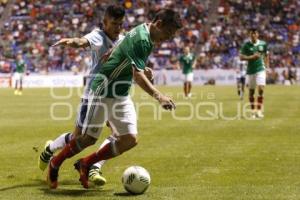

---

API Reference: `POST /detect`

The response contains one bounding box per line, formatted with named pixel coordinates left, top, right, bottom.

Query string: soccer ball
left=122, top=166, right=151, bottom=194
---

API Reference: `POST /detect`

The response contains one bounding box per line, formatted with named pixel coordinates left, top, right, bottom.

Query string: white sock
left=49, top=132, right=72, bottom=153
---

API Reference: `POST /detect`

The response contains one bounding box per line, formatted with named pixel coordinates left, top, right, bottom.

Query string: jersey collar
left=144, top=23, right=154, bottom=45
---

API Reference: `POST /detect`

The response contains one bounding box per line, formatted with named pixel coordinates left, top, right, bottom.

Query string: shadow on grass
left=41, top=187, right=114, bottom=197
left=0, top=179, right=45, bottom=192
left=114, top=192, right=143, bottom=197
left=0, top=178, right=112, bottom=197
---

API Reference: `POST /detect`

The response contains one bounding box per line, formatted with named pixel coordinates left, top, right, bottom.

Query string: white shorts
left=248, top=71, right=266, bottom=89
left=14, top=72, right=24, bottom=81
left=184, top=73, right=194, bottom=82
left=82, top=93, right=137, bottom=139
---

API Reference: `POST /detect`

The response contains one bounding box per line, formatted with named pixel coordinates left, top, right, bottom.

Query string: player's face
left=104, top=16, right=125, bottom=40
left=183, top=47, right=190, bottom=54
left=250, top=31, right=259, bottom=42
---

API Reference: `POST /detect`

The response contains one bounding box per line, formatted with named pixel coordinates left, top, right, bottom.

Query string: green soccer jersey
left=91, top=23, right=153, bottom=98
left=16, top=60, right=25, bottom=73
left=240, top=40, right=268, bottom=75
left=179, top=53, right=195, bottom=74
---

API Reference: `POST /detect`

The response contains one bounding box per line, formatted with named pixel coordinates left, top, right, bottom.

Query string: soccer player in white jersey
left=38, top=5, right=126, bottom=186
left=47, top=9, right=182, bottom=189
left=234, top=55, right=247, bottom=100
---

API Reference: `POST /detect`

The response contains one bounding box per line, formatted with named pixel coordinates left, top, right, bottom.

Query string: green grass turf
left=0, top=85, right=300, bottom=200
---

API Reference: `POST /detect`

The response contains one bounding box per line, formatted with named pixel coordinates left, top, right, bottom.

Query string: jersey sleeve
left=83, top=29, right=103, bottom=50
left=127, top=40, right=150, bottom=71
left=264, top=42, right=269, bottom=54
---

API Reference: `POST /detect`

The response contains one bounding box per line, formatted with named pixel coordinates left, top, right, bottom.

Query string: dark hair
left=153, top=9, right=182, bottom=29
left=249, top=27, right=258, bottom=33
left=105, top=5, right=125, bottom=19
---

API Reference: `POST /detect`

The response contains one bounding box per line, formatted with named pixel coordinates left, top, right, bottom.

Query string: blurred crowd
left=197, top=0, right=300, bottom=71
left=0, top=0, right=299, bottom=80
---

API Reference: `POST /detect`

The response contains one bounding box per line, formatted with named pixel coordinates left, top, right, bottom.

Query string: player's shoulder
left=88, top=28, right=105, bottom=38
left=242, top=40, right=252, bottom=46
left=130, top=23, right=151, bottom=44
left=258, top=40, right=267, bottom=45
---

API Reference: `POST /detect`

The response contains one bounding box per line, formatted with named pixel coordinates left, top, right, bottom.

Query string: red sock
left=82, top=143, right=115, bottom=167
left=51, top=138, right=82, bottom=168
left=249, top=96, right=255, bottom=110
left=257, top=96, right=263, bottom=110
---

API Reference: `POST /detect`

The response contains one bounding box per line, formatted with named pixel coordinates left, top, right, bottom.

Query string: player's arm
left=52, top=37, right=89, bottom=48
left=240, top=52, right=261, bottom=61
left=133, top=67, right=175, bottom=110
left=239, top=43, right=260, bottom=61
left=264, top=52, right=270, bottom=68
left=192, top=55, right=197, bottom=69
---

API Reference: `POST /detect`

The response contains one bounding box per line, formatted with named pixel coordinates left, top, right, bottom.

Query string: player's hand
left=158, top=95, right=176, bottom=111
left=251, top=52, right=261, bottom=60
left=52, top=38, right=75, bottom=47
left=144, top=67, right=154, bottom=81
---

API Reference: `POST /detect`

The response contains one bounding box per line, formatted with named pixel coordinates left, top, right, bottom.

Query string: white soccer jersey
left=82, top=28, right=124, bottom=98
left=234, top=56, right=247, bottom=78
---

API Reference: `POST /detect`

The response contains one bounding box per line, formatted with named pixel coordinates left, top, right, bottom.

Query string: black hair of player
left=152, top=9, right=182, bottom=29
left=105, top=5, right=125, bottom=19
left=249, top=27, right=258, bottom=33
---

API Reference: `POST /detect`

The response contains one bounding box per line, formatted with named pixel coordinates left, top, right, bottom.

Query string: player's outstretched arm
left=52, top=37, right=89, bottom=48
left=240, top=53, right=261, bottom=61
left=133, top=67, right=175, bottom=111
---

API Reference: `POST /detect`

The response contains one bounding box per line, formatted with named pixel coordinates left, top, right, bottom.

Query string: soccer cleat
left=14, top=90, right=18, bottom=95
left=47, top=162, right=59, bottom=189
left=256, top=110, right=264, bottom=118
left=250, top=110, right=257, bottom=119
left=18, top=91, right=22, bottom=95
left=38, top=140, right=53, bottom=171
left=89, top=166, right=107, bottom=186
left=74, top=160, right=90, bottom=189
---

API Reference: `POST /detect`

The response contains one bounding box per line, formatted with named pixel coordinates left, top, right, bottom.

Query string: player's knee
left=72, top=126, right=82, bottom=138
left=78, top=134, right=97, bottom=148
left=124, top=134, right=138, bottom=148
left=118, top=134, right=138, bottom=153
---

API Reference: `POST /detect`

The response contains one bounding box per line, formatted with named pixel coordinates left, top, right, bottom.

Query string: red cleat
left=74, top=159, right=89, bottom=189
left=47, top=162, right=59, bottom=189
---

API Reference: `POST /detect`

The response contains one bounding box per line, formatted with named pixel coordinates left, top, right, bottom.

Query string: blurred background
left=0, top=0, right=299, bottom=85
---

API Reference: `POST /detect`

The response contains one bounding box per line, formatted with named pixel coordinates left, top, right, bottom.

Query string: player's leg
left=241, top=76, right=246, bottom=100
left=187, top=81, right=192, bottom=98
left=38, top=99, right=87, bottom=171
left=14, top=74, right=18, bottom=95
left=75, top=97, right=138, bottom=188
left=47, top=94, right=107, bottom=189
left=256, top=71, right=266, bottom=118
left=183, top=81, right=188, bottom=97
left=187, top=73, right=193, bottom=98
left=248, top=74, right=256, bottom=118
left=19, top=75, right=23, bottom=95
left=88, top=124, right=116, bottom=186
left=237, top=78, right=241, bottom=96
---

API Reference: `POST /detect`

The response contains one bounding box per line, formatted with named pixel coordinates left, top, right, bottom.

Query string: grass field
left=0, top=85, right=300, bottom=200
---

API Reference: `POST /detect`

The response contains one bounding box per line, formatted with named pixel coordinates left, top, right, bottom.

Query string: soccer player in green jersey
left=240, top=28, right=269, bottom=118
left=47, top=9, right=182, bottom=189
left=179, top=46, right=195, bottom=98
left=13, top=54, right=26, bottom=95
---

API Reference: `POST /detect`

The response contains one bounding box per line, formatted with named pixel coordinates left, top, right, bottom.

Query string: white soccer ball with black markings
left=122, top=166, right=151, bottom=194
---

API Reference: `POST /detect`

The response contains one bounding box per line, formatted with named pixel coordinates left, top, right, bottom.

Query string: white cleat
left=250, top=110, right=257, bottom=119
left=256, top=110, right=264, bottom=118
